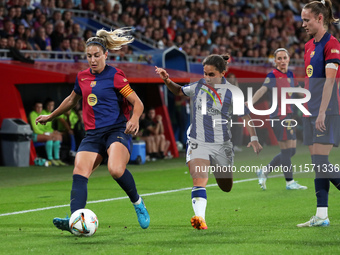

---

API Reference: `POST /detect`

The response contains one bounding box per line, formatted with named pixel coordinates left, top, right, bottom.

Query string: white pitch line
left=0, top=175, right=285, bottom=217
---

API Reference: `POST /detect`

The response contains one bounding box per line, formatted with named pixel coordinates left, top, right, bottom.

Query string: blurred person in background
left=251, top=48, right=307, bottom=191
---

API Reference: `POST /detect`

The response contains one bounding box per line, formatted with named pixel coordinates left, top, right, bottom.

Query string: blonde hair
left=274, top=48, right=289, bottom=58
left=86, top=27, right=134, bottom=52
left=303, top=0, right=339, bottom=26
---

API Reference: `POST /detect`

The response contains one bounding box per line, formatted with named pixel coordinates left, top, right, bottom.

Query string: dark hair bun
left=222, top=54, right=230, bottom=61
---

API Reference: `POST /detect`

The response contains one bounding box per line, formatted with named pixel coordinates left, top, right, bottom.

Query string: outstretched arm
left=249, top=86, right=268, bottom=106
left=36, top=91, right=82, bottom=125
left=155, top=66, right=185, bottom=96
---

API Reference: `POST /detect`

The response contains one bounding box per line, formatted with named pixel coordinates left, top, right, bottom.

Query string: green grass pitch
left=1, top=144, right=340, bottom=254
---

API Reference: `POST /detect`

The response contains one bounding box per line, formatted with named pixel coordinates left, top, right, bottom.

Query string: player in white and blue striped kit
left=155, top=54, right=262, bottom=230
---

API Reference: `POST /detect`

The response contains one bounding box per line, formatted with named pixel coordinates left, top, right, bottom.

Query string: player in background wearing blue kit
left=297, top=0, right=340, bottom=227
left=252, top=48, right=307, bottom=190
left=155, top=55, right=263, bottom=230
left=36, top=28, right=150, bottom=232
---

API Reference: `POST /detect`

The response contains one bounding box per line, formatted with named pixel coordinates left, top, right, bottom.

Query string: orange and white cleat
left=191, top=216, right=208, bottom=230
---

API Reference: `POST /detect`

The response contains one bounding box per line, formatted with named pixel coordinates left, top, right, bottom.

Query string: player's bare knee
left=108, top=164, right=125, bottom=179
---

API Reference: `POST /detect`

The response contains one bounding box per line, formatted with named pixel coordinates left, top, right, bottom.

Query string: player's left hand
left=35, top=115, right=50, bottom=125
left=315, top=112, right=326, bottom=132
left=247, top=141, right=263, bottom=155
left=125, top=119, right=139, bottom=135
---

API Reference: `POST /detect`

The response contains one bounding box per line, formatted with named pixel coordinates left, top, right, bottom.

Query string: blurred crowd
left=0, top=0, right=339, bottom=60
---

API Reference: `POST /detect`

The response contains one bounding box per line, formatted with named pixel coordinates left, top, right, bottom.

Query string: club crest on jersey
left=306, top=65, right=313, bottom=77
left=264, top=77, right=270, bottom=84
left=123, top=78, right=128, bottom=82
left=310, top=51, right=315, bottom=58
left=87, top=93, right=97, bottom=106
left=90, top=81, right=97, bottom=87
left=287, top=78, right=291, bottom=83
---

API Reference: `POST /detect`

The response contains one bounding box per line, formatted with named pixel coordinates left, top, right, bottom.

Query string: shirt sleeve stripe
left=119, top=84, right=134, bottom=97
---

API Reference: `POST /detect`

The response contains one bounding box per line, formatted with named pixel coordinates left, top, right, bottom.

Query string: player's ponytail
left=325, top=0, right=339, bottom=24
left=86, top=27, right=134, bottom=53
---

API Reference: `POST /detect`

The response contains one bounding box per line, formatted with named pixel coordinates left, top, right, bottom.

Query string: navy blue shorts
left=78, top=125, right=132, bottom=157
left=272, top=116, right=296, bottom=142
left=303, top=116, right=340, bottom=147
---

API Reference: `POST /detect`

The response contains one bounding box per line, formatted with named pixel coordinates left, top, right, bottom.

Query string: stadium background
left=0, top=0, right=339, bottom=165
left=1, top=2, right=340, bottom=254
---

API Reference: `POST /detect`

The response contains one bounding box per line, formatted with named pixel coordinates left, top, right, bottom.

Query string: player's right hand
left=155, top=66, right=169, bottom=80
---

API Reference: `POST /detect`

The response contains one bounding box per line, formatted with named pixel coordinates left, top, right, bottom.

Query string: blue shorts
left=272, top=116, right=296, bottom=142
left=78, top=125, right=132, bottom=157
left=303, top=116, right=340, bottom=147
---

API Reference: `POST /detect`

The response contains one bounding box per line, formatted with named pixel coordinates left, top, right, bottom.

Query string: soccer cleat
left=133, top=198, right=150, bottom=229
left=56, top=159, right=67, bottom=166
left=297, top=216, right=330, bottom=227
left=256, top=169, right=267, bottom=190
left=190, top=216, right=208, bottom=230
left=286, top=181, right=307, bottom=190
left=50, top=159, right=60, bottom=166
left=53, top=215, right=71, bottom=232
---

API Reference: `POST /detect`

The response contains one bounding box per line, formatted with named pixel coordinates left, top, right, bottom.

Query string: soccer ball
left=69, top=209, right=98, bottom=237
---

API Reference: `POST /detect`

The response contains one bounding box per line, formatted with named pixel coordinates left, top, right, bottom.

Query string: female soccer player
left=155, top=55, right=263, bottom=230
left=36, top=28, right=150, bottom=232
left=251, top=48, right=307, bottom=190
left=297, top=0, right=340, bottom=227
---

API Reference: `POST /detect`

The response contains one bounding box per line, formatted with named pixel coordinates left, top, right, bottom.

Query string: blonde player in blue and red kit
left=297, top=0, right=340, bottom=227
left=251, top=48, right=307, bottom=190
left=36, top=28, right=150, bottom=232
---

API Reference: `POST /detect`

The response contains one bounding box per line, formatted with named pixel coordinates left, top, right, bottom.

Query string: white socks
left=132, top=196, right=141, bottom=205
left=316, top=207, right=328, bottom=219
left=192, top=197, right=207, bottom=219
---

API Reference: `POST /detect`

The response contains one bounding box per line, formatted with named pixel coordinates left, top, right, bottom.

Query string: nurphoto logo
left=200, top=83, right=312, bottom=128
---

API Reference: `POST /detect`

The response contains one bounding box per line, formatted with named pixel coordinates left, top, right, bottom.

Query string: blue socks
left=70, top=170, right=140, bottom=214
left=313, top=154, right=340, bottom=191
left=268, top=153, right=281, bottom=169
left=266, top=148, right=295, bottom=181
left=191, top=186, right=207, bottom=199
left=114, top=169, right=139, bottom=203
left=313, top=155, right=330, bottom=207
left=70, top=174, right=88, bottom=214
left=281, top=148, right=293, bottom=181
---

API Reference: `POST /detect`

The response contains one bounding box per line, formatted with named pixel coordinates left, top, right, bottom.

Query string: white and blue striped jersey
left=181, top=77, right=234, bottom=143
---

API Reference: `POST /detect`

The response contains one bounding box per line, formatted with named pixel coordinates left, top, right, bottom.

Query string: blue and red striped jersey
left=263, top=68, right=298, bottom=119
left=304, top=32, right=340, bottom=117
left=74, top=64, right=133, bottom=131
